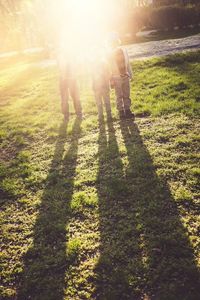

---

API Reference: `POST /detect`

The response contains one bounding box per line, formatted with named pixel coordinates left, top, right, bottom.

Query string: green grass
left=0, top=51, right=200, bottom=300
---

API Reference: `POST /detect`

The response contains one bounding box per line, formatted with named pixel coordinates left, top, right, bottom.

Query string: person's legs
left=60, top=77, right=69, bottom=120
left=113, top=78, right=124, bottom=118
left=122, top=77, right=134, bottom=119
left=122, top=77, right=131, bottom=110
left=69, top=79, right=82, bottom=117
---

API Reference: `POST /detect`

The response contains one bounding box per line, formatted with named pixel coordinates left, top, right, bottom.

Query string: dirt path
left=1, top=34, right=199, bottom=63
left=127, top=33, right=200, bottom=60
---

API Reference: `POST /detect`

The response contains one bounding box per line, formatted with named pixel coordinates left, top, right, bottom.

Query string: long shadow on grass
left=95, top=118, right=199, bottom=300
left=18, top=118, right=82, bottom=300
left=95, top=119, right=144, bottom=300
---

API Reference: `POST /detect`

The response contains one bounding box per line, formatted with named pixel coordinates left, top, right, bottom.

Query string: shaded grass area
left=0, top=51, right=200, bottom=299
left=95, top=118, right=199, bottom=300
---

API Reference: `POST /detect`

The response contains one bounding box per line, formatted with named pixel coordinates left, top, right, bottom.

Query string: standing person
left=91, top=56, right=112, bottom=121
left=109, top=33, right=135, bottom=119
left=58, top=46, right=82, bottom=121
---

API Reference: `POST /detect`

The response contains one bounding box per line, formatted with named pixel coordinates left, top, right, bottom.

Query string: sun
left=63, top=0, right=108, bottom=43
left=70, top=2, right=101, bottom=32
left=49, top=0, right=117, bottom=63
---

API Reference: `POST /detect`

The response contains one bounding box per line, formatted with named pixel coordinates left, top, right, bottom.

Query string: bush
left=115, top=5, right=200, bottom=39
left=149, top=6, right=200, bottom=30
left=150, top=6, right=179, bottom=30
left=177, top=7, right=199, bottom=28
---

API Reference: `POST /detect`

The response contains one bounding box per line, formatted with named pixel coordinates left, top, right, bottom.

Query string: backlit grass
left=0, top=51, right=200, bottom=300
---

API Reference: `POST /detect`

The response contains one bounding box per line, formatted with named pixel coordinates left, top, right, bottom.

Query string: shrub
left=115, top=5, right=200, bottom=39
left=149, top=5, right=200, bottom=30
left=177, top=7, right=199, bottom=28
left=150, top=6, right=179, bottom=30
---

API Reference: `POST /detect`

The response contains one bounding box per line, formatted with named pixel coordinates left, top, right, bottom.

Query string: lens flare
left=48, top=0, right=120, bottom=64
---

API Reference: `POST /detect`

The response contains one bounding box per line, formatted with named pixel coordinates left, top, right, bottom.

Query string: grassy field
left=0, top=51, right=200, bottom=300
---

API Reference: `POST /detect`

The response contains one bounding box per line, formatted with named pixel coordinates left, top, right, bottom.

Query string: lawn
left=0, top=51, right=200, bottom=300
